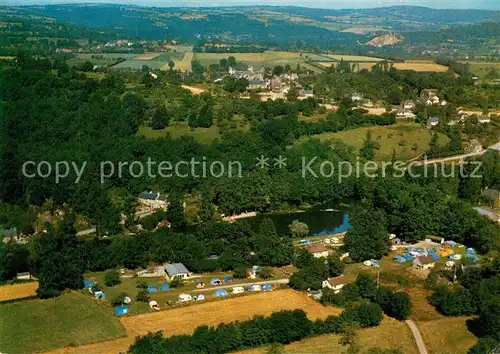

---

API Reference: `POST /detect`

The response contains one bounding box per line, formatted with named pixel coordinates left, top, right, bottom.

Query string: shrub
left=259, top=267, right=273, bottom=280
left=233, top=267, right=248, bottom=279
left=104, top=270, right=121, bottom=287
left=357, top=302, right=383, bottom=328
left=136, top=279, right=148, bottom=289
left=136, top=289, right=150, bottom=302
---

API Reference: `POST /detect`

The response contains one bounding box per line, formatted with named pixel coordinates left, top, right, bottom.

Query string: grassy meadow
left=298, top=123, right=450, bottom=161
left=0, top=292, right=125, bottom=353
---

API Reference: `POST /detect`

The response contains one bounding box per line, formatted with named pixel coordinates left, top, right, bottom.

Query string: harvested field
left=393, top=62, right=449, bottom=72
left=0, top=281, right=38, bottom=301
left=238, top=317, right=418, bottom=354
left=134, top=53, right=160, bottom=60
left=418, top=317, right=477, bottom=354
left=174, top=51, right=194, bottom=71
left=47, top=289, right=341, bottom=354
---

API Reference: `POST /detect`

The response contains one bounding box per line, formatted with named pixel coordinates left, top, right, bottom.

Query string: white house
left=478, top=115, right=491, bottom=124
left=232, top=286, right=245, bottom=294
left=164, top=263, right=190, bottom=281
left=138, top=192, right=168, bottom=210
left=426, top=116, right=440, bottom=129
left=298, top=89, right=314, bottom=100
left=413, top=255, right=436, bottom=270
left=306, top=244, right=329, bottom=258
left=402, top=100, right=415, bottom=110
left=322, top=275, right=346, bottom=294
left=351, top=92, right=363, bottom=102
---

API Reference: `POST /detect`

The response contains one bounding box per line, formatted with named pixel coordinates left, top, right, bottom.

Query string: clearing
left=0, top=281, right=38, bottom=301
left=238, top=317, right=418, bottom=354
left=137, top=123, right=220, bottom=144
left=47, top=289, right=341, bottom=354
left=0, top=291, right=125, bottom=354
left=299, top=123, right=450, bottom=161
left=134, top=53, right=160, bottom=60
left=181, top=84, right=205, bottom=95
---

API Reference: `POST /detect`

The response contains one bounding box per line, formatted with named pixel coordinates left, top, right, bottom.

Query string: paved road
left=406, top=320, right=428, bottom=354
left=193, top=278, right=290, bottom=293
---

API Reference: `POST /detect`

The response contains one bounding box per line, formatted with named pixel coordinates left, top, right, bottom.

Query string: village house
left=164, top=263, right=190, bottom=281
left=426, top=116, right=440, bottom=129
left=478, top=115, right=491, bottom=124
left=396, top=109, right=416, bottom=119
left=306, top=244, right=329, bottom=258
left=298, top=89, right=314, bottom=100
left=269, top=77, right=283, bottom=93
left=351, top=92, right=364, bottom=102
left=322, top=275, right=346, bottom=293
left=248, top=79, right=268, bottom=90
left=402, top=100, right=415, bottom=110
left=138, top=192, right=168, bottom=210
left=413, top=255, right=436, bottom=270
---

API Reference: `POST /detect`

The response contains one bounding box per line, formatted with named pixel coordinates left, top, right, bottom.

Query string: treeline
left=128, top=306, right=384, bottom=354
left=193, top=45, right=266, bottom=53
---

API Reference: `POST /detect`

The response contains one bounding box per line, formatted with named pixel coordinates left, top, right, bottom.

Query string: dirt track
left=46, top=289, right=340, bottom=354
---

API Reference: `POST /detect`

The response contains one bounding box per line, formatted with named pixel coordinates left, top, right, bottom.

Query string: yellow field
left=325, top=54, right=385, bottom=62
left=175, top=51, right=194, bottom=71
left=134, top=53, right=160, bottom=60
left=0, top=55, right=15, bottom=60
left=47, top=289, right=341, bottom=354
left=393, top=62, right=449, bottom=72
left=238, top=317, right=418, bottom=354
left=0, top=281, right=38, bottom=301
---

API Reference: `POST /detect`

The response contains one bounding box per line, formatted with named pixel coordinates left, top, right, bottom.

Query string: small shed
left=114, top=305, right=129, bottom=316
left=210, top=278, right=222, bottom=286
left=160, top=283, right=170, bottom=292
left=426, top=235, right=444, bottom=244
left=214, top=289, right=228, bottom=297
left=413, top=255, right=436, bottom=270
left=147, top=285, right=158, bottom=293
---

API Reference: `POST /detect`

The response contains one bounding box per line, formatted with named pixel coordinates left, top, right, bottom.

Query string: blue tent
left=210, top=278, right=222, bottom=285
left=394, top=256, right=406, bottom=263
left=224, top=275, right=234, bottom=283
left=213, top=289, right=228, bottom=297
left=83, top=280, right=94, bottom=289
left=370, top=259, right=380, bottom=268
left=114, top=305, right=129, bottom=316
left=465, top=254, right=479, bottom=260
left=445, top=241, right=457, bottom=248
left=147, top=285, right=158, bottom=293
left=429, top=253, right=440, bottom=260
left=263, top=283, right=272, bottom=291
left=299, top=239, right=312, bottom=245
left=160, top=283, right=170, bottom=292
left=403, top=253, right=414, bottom=260
left=466, top=248, right=477, bottom=254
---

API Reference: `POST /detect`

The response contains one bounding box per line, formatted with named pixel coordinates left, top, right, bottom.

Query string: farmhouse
left=248, top=79, right=268, bottom=90
left=322, top=275, right=346, bottom=293
left=351, top=92, right=363, bottom=102
left=426, top=116, right=440, bottom=129
left=138, top=192, right=168, bottom=210
left=306, top=244, right=329, bottom=258
left=164, top=263, right=190, bottom=281
left=396, top=109, right=416, bottom=119
left=413, top=255, right=436, bottom=270
left=298, top=89, right=314, bottom=100
left=269, top=77, right=283, bottom=93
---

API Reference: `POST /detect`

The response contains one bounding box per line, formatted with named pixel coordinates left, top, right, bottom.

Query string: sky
left=2, top=0, right=500, bottom=10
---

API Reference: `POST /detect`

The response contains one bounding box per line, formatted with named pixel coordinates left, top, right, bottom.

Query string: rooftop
left=326, top=275, right=346, bottom=286
left=307, top=244, right=328, bottom=254
left=415, top=255, right=435, bottom=265
left=164, top=263, right=189, bottom=276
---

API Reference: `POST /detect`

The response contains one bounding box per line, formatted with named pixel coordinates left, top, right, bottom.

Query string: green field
left=299, top=123, right=450, bottom=161
left=112, top=52, right=185, bottom=70
left=66, top=53, right=137, bottom=67
left=0, top=292, right=125, bottom=353
left=461, top=61, right=500, bottom=79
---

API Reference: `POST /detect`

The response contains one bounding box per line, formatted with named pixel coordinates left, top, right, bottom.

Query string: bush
left=136, top=289, right=150, bottom=302
left=136, top=279, right=148, bottom=289
left=387, top=292, right=412, bottom=320
left=110, top=292, right=128, bottom=306
left=169, top=277, right=183, bottom=288
left=233, top=266, right=248, bottom=279
left=429, top=286, right=475, bottom=316
left=357, top=303, right=383, bottom=328
left=259, top=267, right=273, bottom=280
left=104, top=270, right=121, bottom=287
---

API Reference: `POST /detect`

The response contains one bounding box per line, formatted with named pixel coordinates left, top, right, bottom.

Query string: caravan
left=232, top=286, right=245, bottom=294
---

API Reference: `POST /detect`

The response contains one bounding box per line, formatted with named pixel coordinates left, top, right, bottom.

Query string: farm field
left=112, top=51, right=185, bottom=70
left=461, top=61, right=500, bottom=78
left=0, top=292, right=126, bottom=354
left=325, top=54, right=385, bottom=62
left=238, top=317, right=418, bottom=354
left=66, top=53, right=137, bottom=67
left=194, top=51, right=328, bottom=68
left=47, top=289, right=341, bottom=354
left=299, top=123, right=450, bottom=161
left=392, top=61, right=449, bottom=72
left=0, top=281, right=38, bottom=301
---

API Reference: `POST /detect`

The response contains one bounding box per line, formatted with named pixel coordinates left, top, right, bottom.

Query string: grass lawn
left=0, top=292, right=125, bottom=353
left=298, top=123, right=450, bottom=161
left=238, top=317, right=418, bottom=354
left=460, top=61, right=500, bottom=78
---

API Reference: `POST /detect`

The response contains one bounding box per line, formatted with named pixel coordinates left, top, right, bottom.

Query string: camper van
left=178, top=293, right=192, bottom=303
left=248, top=284, right=262, bottom=292
left=232, top=286, right=245, bottom=294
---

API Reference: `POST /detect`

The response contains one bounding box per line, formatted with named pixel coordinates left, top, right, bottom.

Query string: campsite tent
left=450, top=254, right=462, bottom=261
left=445, top=241, right=457, bottom=248
left=160, top=283, right=169, bottom=292
left=83, top=281, right=94, bottom=289
left=394, top=256, right=406, bottom=263
left=195, top=280, right=205, bottom=288
left=147, top=285, right=158, bottom=293
left=224, top=275, right=234, bottom=283
left=114, top=305, right=128, bottom=316
left=214, top=289, right=228, bottom=297
left=232, top=286, right=245, bottom=294
left=466, top=248, right=477, bottom=254
left=210, top=278, right=222, bottom=286
left=370, top=259, right=380, bottom=268
left=178, top=293, right=192, bottom=302
left=465, top=254, right=479, bottom=261
left=248, top=284, right=262, bottom=292
left=123, top=296, right=132, bottom=304
left=194, top=294, right=206, bottom=301
left=263, top=283, right=272, bottom=291
left=149, top=300, right=160, bottom=310
left=94, top=291, right=105, bottom=300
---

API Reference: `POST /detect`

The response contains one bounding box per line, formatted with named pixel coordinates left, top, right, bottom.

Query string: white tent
left=149, top=300, right=160, bottom=310
left=178, top=293, right=192, bottom=302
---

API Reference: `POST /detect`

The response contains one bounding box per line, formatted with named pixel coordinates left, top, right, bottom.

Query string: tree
left=30, top=221, right=85, bottom=298
left=288, top=220, right=309, bottom=238
left=478, top=299, right=500, bottom=339
left=104, top=270, right=121, bottom=287
left=259, top=267, right=273, bottom=280
left=111, top=292, right=128, bottom=306
left=256, top=218, right=294, bottom=266
left=136, top=289, right=150, bottom=302
left=360, top=130, right=379, bottom=160
left=166, top=193, right=186, bottom=229
left=272, top=65, right=284, bottom=76
left=388, top=292, right=412, bottom=320
left=356, top=273, right=377, bottom=300
left=344, top=208, right=389, bottom=262
left=197, top=105, right=213, bottom=128
left=339, top=324, right=360, bottom=354
left=151, top=106, right=170, bottom=130
left=357, top=302, right=383, bottom=328
left=233, top=266, right=248, bottom=279
left=168, top=61, right=175, bottom=71
left=429, top=286, right=475, bottom=316
left=327, top=257, right=345, bottom=277
left=228, top=56, right=237, bottom=68
left=266, top=343, right=285, bottom=354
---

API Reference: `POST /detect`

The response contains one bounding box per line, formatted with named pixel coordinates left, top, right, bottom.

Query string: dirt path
left=181, top=84, right=205, bottom=95
left=45, top=289, right=340, bottom=354
left=406, top=320, right=428, bottom=354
